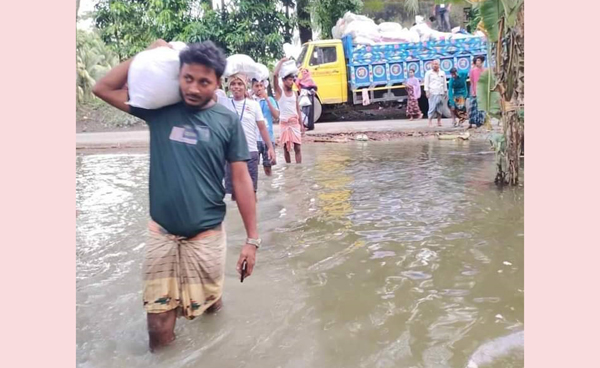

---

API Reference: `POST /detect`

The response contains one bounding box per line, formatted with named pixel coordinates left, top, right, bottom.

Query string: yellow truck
left=295, top=34, right=487, bottom=122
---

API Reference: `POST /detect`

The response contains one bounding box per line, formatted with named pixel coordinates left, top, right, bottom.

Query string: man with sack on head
left=274, top=58, right=304, bottom=164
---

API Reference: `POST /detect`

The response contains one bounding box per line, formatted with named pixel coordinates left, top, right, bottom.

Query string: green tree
left=459, top=0, right=524, bottom=185
left=95, top=0, right=152, bottom=60
left=94, top=0, right=287, bottom=64
left=407, top=0, right=523, bottom=186
left=296, top=0, right=312, bottom=44
left=76, top=30, right=119, bottom=103
left=145, top=0, right=195, bottom=43
left=281, top=0, right=296, bottom=43
left=181, top=0, right=286, bottom=64
left=312, top=0, right=363, bottom=39
left=479, top=0, right=524, bottom=185
left=95, top=0, right=205, bottom=60
left=224, top=0, right=286, bottom=63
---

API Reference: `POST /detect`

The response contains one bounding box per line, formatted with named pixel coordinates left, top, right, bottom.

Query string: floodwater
left=76, top=140, right=524, bottom=368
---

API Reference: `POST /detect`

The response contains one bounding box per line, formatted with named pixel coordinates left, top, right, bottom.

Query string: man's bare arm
left=265, top=97, right=280, bottom=120
left=230, top=161, right=259, bottom=277
left=93, top=58, right=133, bottom=113
left=296, top=93, right=305, bottom=132
left=257, top=120, right=275, bottom=161
left=296, top=93, right=302, bottom=119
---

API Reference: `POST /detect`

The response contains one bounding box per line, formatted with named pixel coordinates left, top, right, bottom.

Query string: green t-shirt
left=130, top=102, right=250, bottom=238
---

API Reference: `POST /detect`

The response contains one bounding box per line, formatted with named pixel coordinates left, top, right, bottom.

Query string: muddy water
left=76, top=140, right=523, bottom=368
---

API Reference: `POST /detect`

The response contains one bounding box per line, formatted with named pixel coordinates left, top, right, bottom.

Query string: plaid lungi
left=142, top=221, right=226, bottom=319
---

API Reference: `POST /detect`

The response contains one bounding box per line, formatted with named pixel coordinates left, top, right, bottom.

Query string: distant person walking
left=274, top=58, right=304, bottom=164
left=251, top=78, right=279, bottom=176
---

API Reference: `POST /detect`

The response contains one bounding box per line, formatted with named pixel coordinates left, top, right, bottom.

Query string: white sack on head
left=253, top=63, right=270, bottom=82
left=224, top=54, right=259, bottom=78
left=279, top=60, right=298, bottom=79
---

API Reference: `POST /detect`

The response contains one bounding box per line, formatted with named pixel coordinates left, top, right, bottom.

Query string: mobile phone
left=240, top=260, right=247, bottom=283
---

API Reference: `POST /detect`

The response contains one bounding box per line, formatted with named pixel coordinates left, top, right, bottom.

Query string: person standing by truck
left=448, top=67, right=469, bottom=127
left=296, top=67, right=318, bottom=130
left=405, top=69, right=424, bottom=120
left=424, top=59, right=448, bottom=127
left=469, top=55, right=487, bottom=128
left=274, top=58, right=304, bottom=164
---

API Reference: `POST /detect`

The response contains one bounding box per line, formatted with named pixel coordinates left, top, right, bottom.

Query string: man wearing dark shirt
left=93, top=40, right=262, bottom=352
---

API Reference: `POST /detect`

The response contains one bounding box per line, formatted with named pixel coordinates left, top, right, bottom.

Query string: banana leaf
left=502, top=0, right=524, bottom=28
left=477, top=70, right=502, bottom=118
left=480, top=0, right=503, bottom=42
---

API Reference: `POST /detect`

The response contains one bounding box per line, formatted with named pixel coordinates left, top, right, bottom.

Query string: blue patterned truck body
left=341, top=35, right=487, bottom=104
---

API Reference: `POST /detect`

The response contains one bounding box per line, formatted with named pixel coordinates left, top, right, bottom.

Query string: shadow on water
left=77, top=140, right=523, bottom=368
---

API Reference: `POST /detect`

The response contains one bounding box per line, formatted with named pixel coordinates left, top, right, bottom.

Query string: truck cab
left=297, top=40, right=348, bottom=103
left=297, top=35, right=488, bottom=122
left=296, top=40, right=348, bottom=122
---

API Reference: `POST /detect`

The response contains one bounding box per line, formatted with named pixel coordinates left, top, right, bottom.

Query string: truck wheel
left=313, top=97, right=322, bottom=124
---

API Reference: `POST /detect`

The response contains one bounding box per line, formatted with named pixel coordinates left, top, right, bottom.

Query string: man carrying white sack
left=274, top=57, right=304, bottom=164
left=93, top=40, right=262, bottom=352
left=251, top=77, right=279, bottom=176
left=216, top=72, right=275, bottom=200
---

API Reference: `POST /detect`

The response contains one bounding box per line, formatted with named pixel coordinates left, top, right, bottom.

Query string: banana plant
left=76, top=30, right=119, bottom=103
left=479, top=0, right=524, bottom=186
left=446, top=0, right=524, bottom=185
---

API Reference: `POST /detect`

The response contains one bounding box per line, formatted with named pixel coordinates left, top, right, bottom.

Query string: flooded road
left=77, top=140, right=523, bottom=368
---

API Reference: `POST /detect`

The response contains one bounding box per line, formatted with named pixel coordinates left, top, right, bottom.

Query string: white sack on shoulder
left=127, top=42, right=187, bottom=110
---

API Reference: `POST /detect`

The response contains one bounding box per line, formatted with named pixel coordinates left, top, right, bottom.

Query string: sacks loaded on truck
left=296, top=12, right=487, bottom=122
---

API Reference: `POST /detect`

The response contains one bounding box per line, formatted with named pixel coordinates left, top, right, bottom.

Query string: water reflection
left=77, top=141, right=523, bottom=368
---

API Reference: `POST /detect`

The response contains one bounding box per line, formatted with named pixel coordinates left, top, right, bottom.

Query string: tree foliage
left=76, top=30, right=119, bottom=103
left=94, top=0, right=288, bottom=64
left=473, top=0, right=524, bottom=185
left=296, top=0, right=312, bottom=44
left=281, top=0, right=296, bottom=43
left=311, top=0, right=363, bottom=39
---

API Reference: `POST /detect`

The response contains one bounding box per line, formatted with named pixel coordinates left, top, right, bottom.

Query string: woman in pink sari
left=405, top=69, right=423, bottom=120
